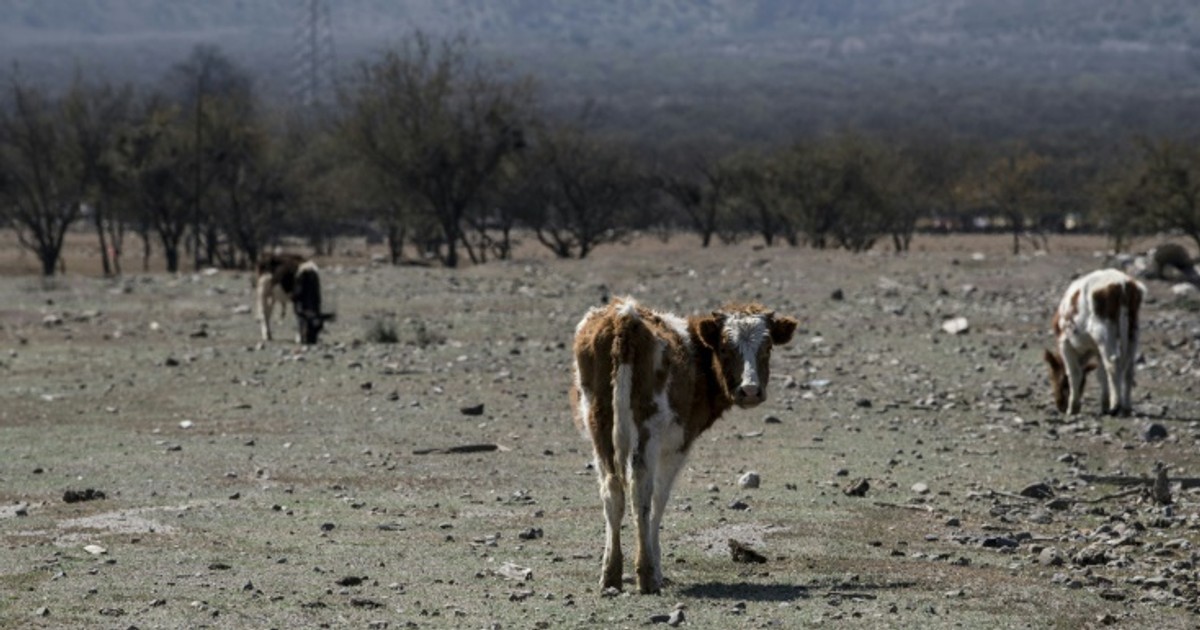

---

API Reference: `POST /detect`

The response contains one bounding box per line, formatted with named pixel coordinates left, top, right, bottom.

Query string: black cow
left=255, top=254, right=334, bottom=344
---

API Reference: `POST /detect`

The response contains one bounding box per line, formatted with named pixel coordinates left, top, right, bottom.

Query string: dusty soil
left=2, top=232, right=1200, bottom=629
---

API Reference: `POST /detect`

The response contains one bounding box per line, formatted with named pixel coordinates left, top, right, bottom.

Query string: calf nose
left=738, top=384, right=761, bottom=400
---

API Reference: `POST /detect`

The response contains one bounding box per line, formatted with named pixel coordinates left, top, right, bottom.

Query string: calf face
left=697, top=305, right=797, bottom=407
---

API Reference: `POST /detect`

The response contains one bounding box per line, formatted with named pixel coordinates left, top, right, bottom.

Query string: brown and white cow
left=571, top=297, right=797, bottom=594
left=1043, top=269, right=1144, bottom=416
left=255, top=254, right=334, bottom=345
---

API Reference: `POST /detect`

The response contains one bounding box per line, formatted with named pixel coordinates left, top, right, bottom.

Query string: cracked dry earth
left=3, top=234, right=1200, bottom=629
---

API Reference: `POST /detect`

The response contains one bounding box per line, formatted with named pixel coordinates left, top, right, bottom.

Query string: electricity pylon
left=292, top=0, right=336, bottom=108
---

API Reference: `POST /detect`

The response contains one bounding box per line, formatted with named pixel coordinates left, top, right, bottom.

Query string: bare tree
left=62, top=75, right=134, bottom=275
left=163, top=44, right=255, bottom=269
left=0, top=75, right=86, bottom=276
left=659, top=150, right=732, bottom=247
left=964, top=144, right=1050, bottom=254
left=1110, top=138, right=1200, bottom=252
left=112, top=98, right=195, bottom=273
left=338, top=33, right=533, bottom=267
left=521, top=125, right=648, bottom=259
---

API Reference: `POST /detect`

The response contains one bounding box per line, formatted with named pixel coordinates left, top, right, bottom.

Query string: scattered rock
left=1019, top=483, right=1054, bottom=499
left=460, top=403, right=485, bottom=416
left=728, top=539, right=767, bottom=564
left=1134, top=403, right=1167, bottom=419
left=1171, top=283, right=1197, bottom=297
left=518, top=527, right=543, bottom=540
left=738, top=472, right=761, bottom=489
left=763, top=415, right=782, bottom=424
left=84, top=544, right=107, bottom=555
left=34, top=606, right=49, bottom=617
left=63, top=488, right=106, bottom=503
left=497, top=562, right=533, bottom=582
left=830, top=288, right=844, bottom=301
left=668, top=609, right=686, bottom=626
left=1141, top=423, right=1168, bottom=442
left=728, top=500, right=750, bottom=511
left=911, top=482, right=930, bottom=495
left=1039, top=547, right=1064, bottom=566
left=843, top=478, right=870, bottom=497
left=1073, top=543, right=1111, bottom=567
left=1152, top=462, right=1172, bottom=505
left=941, top=317, right=970, bottom=335
left=336, top=576, right=365, bottom=587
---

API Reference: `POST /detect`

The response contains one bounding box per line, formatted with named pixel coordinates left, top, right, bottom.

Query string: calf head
left=1042, top=349, right=1095, bottom=413
left=697, top=304, right=798, bottom=407
left=295, top=310, right=335, bottom=345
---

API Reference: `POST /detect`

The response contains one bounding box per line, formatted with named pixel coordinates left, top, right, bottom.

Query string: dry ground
left=2, top=232, right=1200, bottom=629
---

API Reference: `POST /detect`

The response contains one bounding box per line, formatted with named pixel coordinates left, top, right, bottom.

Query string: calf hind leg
left=630, top=457, right=659, bottom=594
left=599, top=472, right=625, bottom=591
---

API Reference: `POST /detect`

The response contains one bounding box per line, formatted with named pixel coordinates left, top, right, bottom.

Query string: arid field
left=2, top=232, right=1200, bottom=629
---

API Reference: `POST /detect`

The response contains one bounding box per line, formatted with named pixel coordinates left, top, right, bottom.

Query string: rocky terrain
left=2, top=234, right=1200, bottom=628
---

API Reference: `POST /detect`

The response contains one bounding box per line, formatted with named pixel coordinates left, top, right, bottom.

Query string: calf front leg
left=599, top=472, right=625, bottom=591
left=256, top=276, right=274, bottom=341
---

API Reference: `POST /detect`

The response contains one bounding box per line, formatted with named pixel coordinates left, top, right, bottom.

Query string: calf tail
left=610, top=300, right=641, bottom=480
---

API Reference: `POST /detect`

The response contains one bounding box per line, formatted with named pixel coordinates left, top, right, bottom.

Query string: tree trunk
left=164, top=242, right=180, bottom=273
left=39, top=248, right=57, bottom=277
left=94, top=210, right=112, bottom=276
left=386, top=223, right=404, bottom=265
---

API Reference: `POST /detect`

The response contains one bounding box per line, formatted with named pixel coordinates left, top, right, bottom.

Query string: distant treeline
left=1, top=35, right=1198, bottom=276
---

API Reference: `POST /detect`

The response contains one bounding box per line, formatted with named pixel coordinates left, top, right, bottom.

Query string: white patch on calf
left=724, top=314, right=770, bottom=389
left=656, top=311, right=691, bottom=348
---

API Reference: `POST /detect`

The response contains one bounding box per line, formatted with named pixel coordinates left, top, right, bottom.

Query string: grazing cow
left=255, top=254, right=334, bottom=344
left=571, top=298, right=797, bottom=593
left=1043, top=269, right=1144, bottom=416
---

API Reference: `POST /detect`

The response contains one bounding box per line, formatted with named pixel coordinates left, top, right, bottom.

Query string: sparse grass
left=409, top=318, right=445, bottom=348
left=363, top=318, right=399, bottom=344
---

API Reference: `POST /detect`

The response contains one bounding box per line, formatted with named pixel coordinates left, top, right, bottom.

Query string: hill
left=2, top=1, right=1199, bottom=141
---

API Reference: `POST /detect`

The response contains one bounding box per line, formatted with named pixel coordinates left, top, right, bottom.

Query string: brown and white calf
left=1043, top=269, right=1144, bottom=416
left=255, top=254, right=334, bottom=345
left=571, top=298, right=797, bottom=594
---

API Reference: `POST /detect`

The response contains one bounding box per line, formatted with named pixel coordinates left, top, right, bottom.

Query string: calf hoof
left=636, top=573, right=662, bottom=595
left=637, top=582, right=661, bottom=595
left=600, top=571, right=623, bottom=593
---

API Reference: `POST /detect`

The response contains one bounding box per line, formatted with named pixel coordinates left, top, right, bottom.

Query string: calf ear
left=769, top=315, right=798, bottom=345
left=696, top=314, right=724, bottom=350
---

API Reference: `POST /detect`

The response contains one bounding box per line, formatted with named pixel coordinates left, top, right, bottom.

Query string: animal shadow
left=677, top=582, right=811, bottom=602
